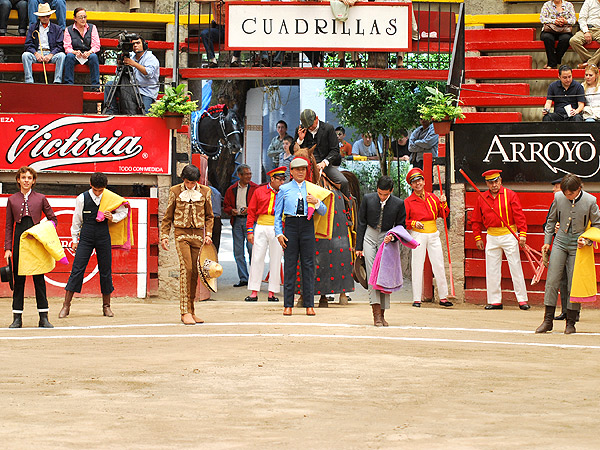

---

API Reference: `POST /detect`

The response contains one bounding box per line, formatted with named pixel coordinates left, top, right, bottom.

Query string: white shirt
left=578, top=0, right=600, bottom=32
left=71, top=189, right=128, bottom=243
left=38, top=22, right=50, bottom=51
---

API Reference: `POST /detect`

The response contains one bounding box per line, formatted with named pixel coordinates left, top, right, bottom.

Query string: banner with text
left=226, top=1, right=412, bottom=51
left=0, top=114, right=171, bottom=174
left=452, top=122, right=600, bottom=183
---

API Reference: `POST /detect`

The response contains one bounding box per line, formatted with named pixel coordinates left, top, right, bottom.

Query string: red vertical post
left=422, top=153, right=434, bottom=301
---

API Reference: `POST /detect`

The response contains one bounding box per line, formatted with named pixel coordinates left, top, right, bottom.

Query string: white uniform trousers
left=485, top=234, right=528, bottom=304
left=410, top=230, right=449, bottom=303
left=248, top=224, right=283, bottom=293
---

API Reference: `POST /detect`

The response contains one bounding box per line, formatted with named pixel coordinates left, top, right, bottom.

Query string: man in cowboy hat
left=161, top=164, right=214, bottom=325
left=404, top=167, right=452, bottom=309
left=244, top=166, right=287, bottom=302
left=274, top=157, right=327, bottom=316
left=21, top=3, right=65, bottom=84
left=470, top=169, right=530, bottom=310
left=28, top=0, right=65, bottom=30
left=355, top=175, right=406, bottom=326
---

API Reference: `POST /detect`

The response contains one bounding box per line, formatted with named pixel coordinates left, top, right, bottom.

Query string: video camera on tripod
left=102, top=31, right=145, bottom=115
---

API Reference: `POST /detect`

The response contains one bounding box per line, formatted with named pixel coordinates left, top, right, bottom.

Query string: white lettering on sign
left=6, top=116, right=144, bottom=171
left=227, top=2, right=411, bottom=51
left=483, top=133, right=600, bottom=178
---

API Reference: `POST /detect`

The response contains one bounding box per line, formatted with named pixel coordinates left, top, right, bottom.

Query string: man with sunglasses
left=244, top=167, right=287, bottom=302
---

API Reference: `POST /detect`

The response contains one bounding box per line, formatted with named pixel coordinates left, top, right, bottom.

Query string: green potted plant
left=148, top=83, right=199, bottom=129
left=417, top=86, right=465, bottom=135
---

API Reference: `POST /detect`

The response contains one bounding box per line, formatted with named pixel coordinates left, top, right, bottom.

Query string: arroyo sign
left=226, top=1, right=412, bottom=51
left=452, top=123, right=600, bottom=183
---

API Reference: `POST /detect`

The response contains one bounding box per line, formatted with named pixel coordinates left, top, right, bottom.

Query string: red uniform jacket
left=246, top=183, right=278, bottom=233
left=470, top=186, right=527, bottom=241
left=404, top=191, right=449, bottom=230
left=223, top=181, right=258, bottom=226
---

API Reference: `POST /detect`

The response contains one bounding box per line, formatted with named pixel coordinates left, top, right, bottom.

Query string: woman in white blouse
left=583, top=64, right=600, bottom=121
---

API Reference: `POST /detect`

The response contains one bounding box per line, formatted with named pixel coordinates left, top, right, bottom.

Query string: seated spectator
left=267, top=120, right=291, bottom=170
left=389, top=129, right=411, bottom=161
left=104, top=35, right=159, bottom=114
left=583, top=64, right=600, bottom=121
left=21, top=3, right=65, bottom=84
left=28, top=0, right=64, bottom=31
left=278, top=135, right=294, bottom=181
left=335, top=126, right=352, bottom=157
left=198, top=0, right=240, bottom=68
left=542, top=65, right=585, bottom=121
left=539, top=0, right=575, bottom=69
left=352, top=133, right=378, bottom=160
left=408, top=118, right=438, bottom=169
left=63, top=7, right=100, bottom=90
left=570, top=0, right=600, bottom=69
left=0, top=0, right=27, bottom=36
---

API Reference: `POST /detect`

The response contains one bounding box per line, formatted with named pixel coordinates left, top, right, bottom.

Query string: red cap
left=406, top=167, right=425, bottom=184
left=482, top=169, right=502, bottom=181
left=267, top=166, right=287, bottom=177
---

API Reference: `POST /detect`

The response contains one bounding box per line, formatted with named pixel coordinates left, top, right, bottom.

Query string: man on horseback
left=294, top=109, right=351, bottom=204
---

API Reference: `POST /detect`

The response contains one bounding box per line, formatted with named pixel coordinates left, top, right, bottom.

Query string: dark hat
left=482, top=169, right=502, bottom=181
left=352, top=254, right=368, bottom=290
left=551, top=177, right=563, bottom=185
left=0, top=257, right=13, bottom=291
left=300, top=109, right=317, bottom=128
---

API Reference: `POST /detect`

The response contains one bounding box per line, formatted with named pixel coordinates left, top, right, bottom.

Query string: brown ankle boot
left=102, top=294, right=114, bottom=317
left=535, top=305, right=555, bottom=333
left=565, top=309, right=577, bottom=334
left=372, top=304, right=383, bottom=327
left=59, top=290, right=74, bottom=318
left=381, top=309, right=389, bottom=327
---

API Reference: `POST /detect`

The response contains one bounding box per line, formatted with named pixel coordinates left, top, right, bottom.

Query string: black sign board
left=452, top=122, right=600, bottom=183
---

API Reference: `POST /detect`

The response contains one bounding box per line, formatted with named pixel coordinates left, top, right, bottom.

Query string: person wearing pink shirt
left=63, top=7, right=100, bottom=90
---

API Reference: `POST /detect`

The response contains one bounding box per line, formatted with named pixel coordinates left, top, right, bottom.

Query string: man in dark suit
left=356, top=175, right=406, bottom=327
left=293, top=109, right=350, bottom=202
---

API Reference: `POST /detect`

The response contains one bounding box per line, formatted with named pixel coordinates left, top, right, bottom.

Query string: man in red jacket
left=223, top=164, right=258, bottom=287
left=470, top=169, right=530, bottom=310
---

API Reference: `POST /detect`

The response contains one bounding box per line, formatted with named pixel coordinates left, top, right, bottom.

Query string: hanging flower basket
left=163, top=112, right=184, bottom=130
left=433, top=120, right=452, bottom=136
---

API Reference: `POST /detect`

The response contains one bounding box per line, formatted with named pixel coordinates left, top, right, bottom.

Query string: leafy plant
left=417, top=86, right=464, bottom=122
left=147, top=83, right=198, bottom=117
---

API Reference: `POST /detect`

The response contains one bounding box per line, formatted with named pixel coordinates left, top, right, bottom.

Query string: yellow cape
left=570, top=227, right=600, bottom=303
left=98, top=189, right=134, bottom=249
left=306, top=182, right=335, bottom=240
left=19, top=220, right=67, bottom=276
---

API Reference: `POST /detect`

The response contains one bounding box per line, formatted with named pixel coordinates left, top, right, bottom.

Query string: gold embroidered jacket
left=160, top=183, right=214, bottom=240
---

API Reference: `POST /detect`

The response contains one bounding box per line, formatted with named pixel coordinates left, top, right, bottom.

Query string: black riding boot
left=38, top=312, right=54, bottom=328
left=9, top=313, right=22, bottom=329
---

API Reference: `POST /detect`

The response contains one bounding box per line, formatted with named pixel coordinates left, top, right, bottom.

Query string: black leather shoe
left=208, top=61, right=218, bottom=68
left=485, top=304, right=503, bottom=310
left=554, top=312, right=567, bottom=320
left=519, top=303, right=531, bottom=310
left=439, top=300, right=454, bottom=307
left=234, top=281, right=248, bottom=287
left=244, top=296, right=258, bottom=302
left=412, top=302, right=421, bottom=307
left=267, top=296, right=279, bottom=302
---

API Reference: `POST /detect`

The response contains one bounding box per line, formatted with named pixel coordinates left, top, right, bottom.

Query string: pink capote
left=369, top=225, right=419, bottom=293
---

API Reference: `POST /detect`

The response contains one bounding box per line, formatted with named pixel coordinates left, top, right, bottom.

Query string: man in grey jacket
left=536, top=173, right=600, bottom=334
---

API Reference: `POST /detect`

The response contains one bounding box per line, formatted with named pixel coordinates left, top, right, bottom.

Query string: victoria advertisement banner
left=453, top=122, right=600, bottom=183
left=0, top=114, right=171, bottom=174
left=226, top=1, right=412, bottom=51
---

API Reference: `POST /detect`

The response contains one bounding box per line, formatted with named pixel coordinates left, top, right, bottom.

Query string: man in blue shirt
left=542, top=65, right=585, bottom=122
left=275, top=157, right=326, bottom=316
left=408, top=118, right=439, bottom=170
left=104, top=35, right=160, bottom=114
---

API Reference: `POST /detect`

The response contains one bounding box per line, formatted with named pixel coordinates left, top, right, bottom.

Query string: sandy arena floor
left=1, top=293, right=599, bottom=450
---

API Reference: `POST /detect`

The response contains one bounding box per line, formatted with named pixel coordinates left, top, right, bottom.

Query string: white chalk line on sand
left=3, top=321, right=600, bottom=336
left=1, top=327, right=600, bottom=350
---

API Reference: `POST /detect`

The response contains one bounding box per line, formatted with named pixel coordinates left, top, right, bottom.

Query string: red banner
left=0, top=114, right=171, bottom=175
left=0, top=196, right=150, bottom=299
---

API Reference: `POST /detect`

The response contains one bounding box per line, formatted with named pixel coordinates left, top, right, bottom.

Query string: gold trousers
left=174, top=227, right=205, bottom=315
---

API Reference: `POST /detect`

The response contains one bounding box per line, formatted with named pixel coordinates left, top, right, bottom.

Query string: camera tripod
left=102, top=60, right=145, bottom=115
